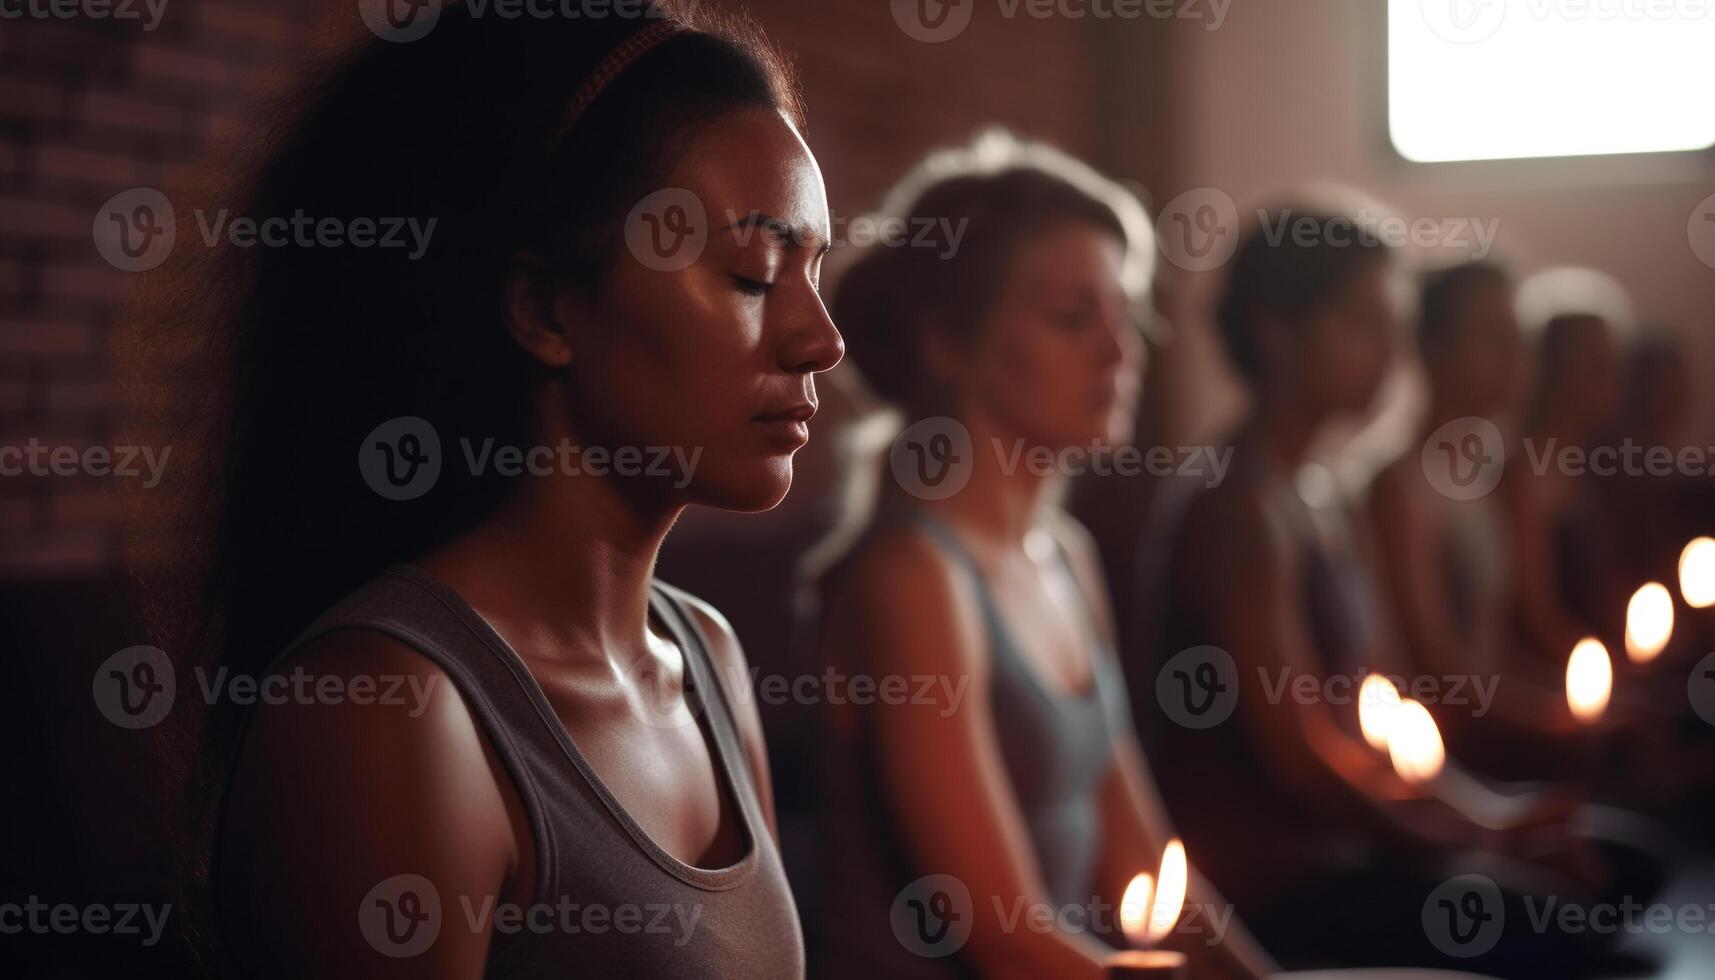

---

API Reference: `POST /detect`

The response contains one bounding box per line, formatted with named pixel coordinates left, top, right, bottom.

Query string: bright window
left=1389, top=0, right=1715, bottom=162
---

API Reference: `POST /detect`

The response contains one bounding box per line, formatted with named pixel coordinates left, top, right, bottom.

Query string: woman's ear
left=503, top=252, right=578, bottom=368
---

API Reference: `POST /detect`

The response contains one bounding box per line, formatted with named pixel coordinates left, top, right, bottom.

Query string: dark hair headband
left=551, top=19, right=688, bottom=150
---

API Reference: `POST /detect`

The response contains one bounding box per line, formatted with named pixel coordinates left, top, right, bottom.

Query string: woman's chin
left=691, top=461, right=793, bottom=513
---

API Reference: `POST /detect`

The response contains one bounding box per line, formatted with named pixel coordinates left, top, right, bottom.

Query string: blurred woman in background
left=1367, top=262, right=1584, bottom=772
left=804, top=134, right=1276, bottom=980
left=1133, top=212, right=1617, bottom=977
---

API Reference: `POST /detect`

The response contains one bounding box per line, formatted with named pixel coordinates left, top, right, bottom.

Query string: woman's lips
left=754, top=402, right=815, bottom=447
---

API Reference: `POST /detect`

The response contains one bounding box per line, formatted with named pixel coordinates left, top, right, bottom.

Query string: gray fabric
left=272, top=565, right=804, bottom=978
left=812, top=511, right=1124, bottom=979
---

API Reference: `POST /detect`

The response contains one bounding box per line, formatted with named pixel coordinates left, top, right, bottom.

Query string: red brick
left=0, top=378, right=33, bottom=415
left=45, top=379, right=117, bottom=413
left=0, top=256, right=30, bottom=303
left=50, top=486, right=125, bottom=526
left=199, top=2, right=300, bottom=44
left=34, top=143, right=144, bottom=185
left=0, top=526, right=113, bottom=577
left=41, top=262, right=135, bottom=305
left=0, top=20, right=128, bottom=81
left=0, top=78, right=74, bottom=125
left=79, top=91, right=196, bottom=139
left=135, top=42, right=236, bottom=90
left=0, top=495, right=36, bottom=535
left=0, top=196, right=92, bottom=241
left=0, top=318, right=93, bottom=355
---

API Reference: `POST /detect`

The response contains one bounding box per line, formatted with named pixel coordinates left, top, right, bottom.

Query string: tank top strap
left=648, top=579, right=768, bottom=825
left=893, top=508, right=1011, bottom=644
left=268, top=565, right=567, bottom=898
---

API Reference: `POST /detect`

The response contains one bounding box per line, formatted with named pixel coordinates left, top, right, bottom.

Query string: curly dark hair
left=119, top=2, right=800, bottom=969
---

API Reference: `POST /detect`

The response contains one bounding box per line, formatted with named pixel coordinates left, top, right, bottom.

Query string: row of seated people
left=658, top=133, right=1710, bottom=979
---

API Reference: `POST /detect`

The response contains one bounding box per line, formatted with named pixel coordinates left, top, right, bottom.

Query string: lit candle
left=1565, top=637, right=1613, bottom=723
left=1104, top=950, right=1187, bottom=978
left=1108, top=840, right=1190, bottom=978
left=1358, top=673, right=1402, bottom=751
left=1386, top=698, right=1446, bottom=784
left=1624, top=582, right=1674, bottom=663
left=1680, top=537, right=1715, bottom=608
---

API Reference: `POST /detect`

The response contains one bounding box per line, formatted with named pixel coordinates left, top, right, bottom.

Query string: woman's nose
left=778, top=292, right=845, bottom=374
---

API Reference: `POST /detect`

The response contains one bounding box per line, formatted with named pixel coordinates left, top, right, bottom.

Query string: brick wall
left=0, top=0, right=1167, bottom=580
left=0, top=0, right=314, bottom=577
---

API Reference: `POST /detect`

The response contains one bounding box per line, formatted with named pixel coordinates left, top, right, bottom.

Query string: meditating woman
left=806, top=134, right=1275, bottom=980
left=142, top=6, right=842, bottom=977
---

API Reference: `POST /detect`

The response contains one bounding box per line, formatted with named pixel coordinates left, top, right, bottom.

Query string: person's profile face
left=962, top=222, right=1143, bottom=452
left=563, top=108, right=843, bottom=512
left=1548, top=315, right=1620, bottom=433
left=1300, top=259, right=1398, bottom=417
left=1442, top=280, right=1523, bottom=416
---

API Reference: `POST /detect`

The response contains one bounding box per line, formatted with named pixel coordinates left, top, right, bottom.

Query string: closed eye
left=733, top=275, right=773, bottom=297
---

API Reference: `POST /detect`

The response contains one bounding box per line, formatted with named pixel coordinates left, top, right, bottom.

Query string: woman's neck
left=901, top=410, right=1056, bottom=552
left=1240, top=392, right=1323, bottom=476
left=428, top=405, right=682, bottom=664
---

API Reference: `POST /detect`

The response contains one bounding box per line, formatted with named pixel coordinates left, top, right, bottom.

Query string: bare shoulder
left=826, top=519, right=989, bottom=679
left=220, top=628, right=516, bottom=975
left=1181, top=475, right=1280, bottom=566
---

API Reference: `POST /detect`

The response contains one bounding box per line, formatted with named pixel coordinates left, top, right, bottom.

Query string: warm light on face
left=1680, top=537, right=1715, bottom=609
left=1566, top=637, right=1613, bottom=723
left=1386, top=699, right=1446, bottom=784
left=1388, top=0, right=1715, bottom=161
left=1624, top=583, right=1674, bottom=663
left=1358, top=673, right=1403, bottom=751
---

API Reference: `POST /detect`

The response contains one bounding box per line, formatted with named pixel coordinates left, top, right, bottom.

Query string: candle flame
left=1119, top=872, right=1155, bottom=947
left=1680, top=537, right=1715, bottom=609
left=1120, top=839, right=1191, bottom=948
left=1358, top=673, right=1402, bottom=751
left=1566, top=637, right=1613, bottom=723
left=1148, top=839, right=1188, bottom=945
left=1386, top=699, right=1445, bottom=784
left=1624, top=582, right=1674, bottom=663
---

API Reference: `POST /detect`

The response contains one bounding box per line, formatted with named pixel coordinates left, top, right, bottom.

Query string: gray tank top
left=269, top=564, right=804, bottom=978
left=813, top=512, right=1127, bottom=979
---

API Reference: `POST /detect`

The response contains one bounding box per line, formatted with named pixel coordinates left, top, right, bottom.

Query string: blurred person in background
left=803, top=133, right=1276, bottom=980
left=1367, top=262, right=1585, bottom=773
left=1132, top=212, right=1630, bottom=977
left=1503, top=302, right=1627, bottom=670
